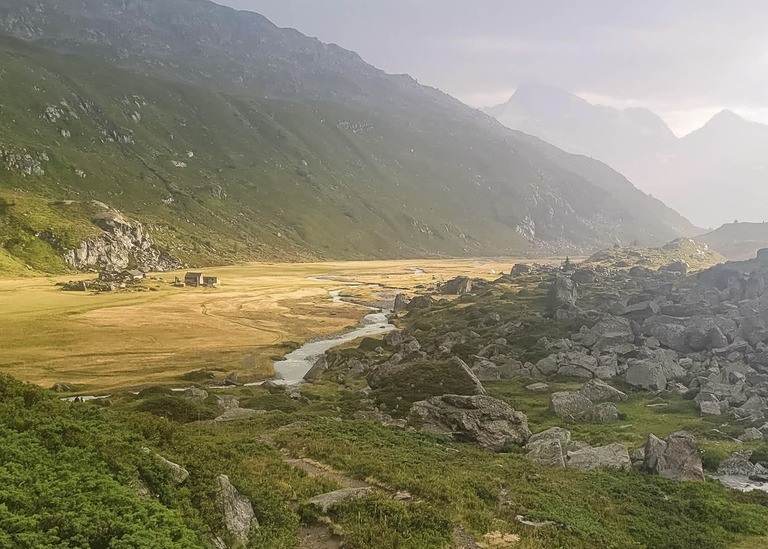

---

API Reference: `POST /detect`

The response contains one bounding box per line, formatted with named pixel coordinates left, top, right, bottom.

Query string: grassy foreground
left=4, top=254, right=768, bottom=547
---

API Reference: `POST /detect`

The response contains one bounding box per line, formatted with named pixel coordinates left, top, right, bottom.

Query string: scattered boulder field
left=304, top=242, right=768, bottom=489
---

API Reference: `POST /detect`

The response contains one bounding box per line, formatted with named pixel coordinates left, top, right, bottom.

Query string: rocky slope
left=0, top=1, right=696, bottom=273
left=63, top=209, right=181, bottom=271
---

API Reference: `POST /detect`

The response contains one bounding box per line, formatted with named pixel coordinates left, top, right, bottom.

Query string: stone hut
left=185, top=272, right=204, bottom=287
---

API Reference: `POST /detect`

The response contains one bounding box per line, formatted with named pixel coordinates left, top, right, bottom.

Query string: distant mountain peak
left=706, top=109, right=747, bottom=126
left=507, top=82, right=587, bottom=114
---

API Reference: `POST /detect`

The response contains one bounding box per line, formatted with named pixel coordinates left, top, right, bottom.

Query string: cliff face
left=63, top=210, right=181, bottom=271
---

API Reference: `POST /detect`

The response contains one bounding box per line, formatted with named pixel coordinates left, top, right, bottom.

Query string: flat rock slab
left=308, top=487, right=373, bottom=512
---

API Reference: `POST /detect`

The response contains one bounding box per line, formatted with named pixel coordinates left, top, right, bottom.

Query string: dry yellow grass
left=0, top=258, right=556, bottom=392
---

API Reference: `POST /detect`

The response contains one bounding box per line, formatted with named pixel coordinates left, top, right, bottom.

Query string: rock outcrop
left=579, top=379, right=628, bottom=402
left=215, top=475, right=257, bottom=541
left=549, top=392, right=592, bottom=418
left=64, top=209, right=181, bottom=272
left=526, top=427, right=630, bottom=471
left=643, top=432, right=704, bottom=482
left=442, top=276, right=473, bottom=295
left=551, top=275, right=578, bottom=308
left=409, top=394, right=531, bottom=451
left=566, top=443, right=631, bottom=472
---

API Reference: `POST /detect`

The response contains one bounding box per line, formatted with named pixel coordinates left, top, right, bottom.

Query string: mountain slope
left=0, top=1, right=696, bottom=272
left=696, top=222, right=768, bottom=260
left=667, top=111, right=768, bottom=228
left=487, top=85, right=768, bottom=229
left=486, top=83, right=677, bottom=198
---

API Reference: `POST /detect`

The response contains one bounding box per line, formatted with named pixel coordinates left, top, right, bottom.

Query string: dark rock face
left=393, top=294, right=411, bottom=312
left=552, top=276, right=578, bottom=308
left=406, top=295, right=433, bottom=311
left=511, top=263, right=532, bottom=275
left=303, top=355, right=327, bottom=382
left=64, top=210, right=181, bottom=272
left=442, top=276, right=473, bottom=295
left=643, top=432, right=704, bottom=482
left=572, top=267, right=599, bottom=284
left=409, top=394, right=531, bottom=451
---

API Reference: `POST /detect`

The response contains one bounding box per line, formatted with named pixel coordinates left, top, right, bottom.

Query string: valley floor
left=0, top=258, right=536, bottom=392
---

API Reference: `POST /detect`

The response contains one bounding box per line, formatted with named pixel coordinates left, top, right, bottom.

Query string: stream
left=262, top=300, right=394, bottom=385
left=254, top=286, right=394, bottom=385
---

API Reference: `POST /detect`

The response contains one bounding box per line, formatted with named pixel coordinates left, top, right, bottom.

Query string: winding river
left=263, top=299, right=394, bottom=385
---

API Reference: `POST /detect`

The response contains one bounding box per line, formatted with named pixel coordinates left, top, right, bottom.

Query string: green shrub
left=135, top=395, right=216, bottom=423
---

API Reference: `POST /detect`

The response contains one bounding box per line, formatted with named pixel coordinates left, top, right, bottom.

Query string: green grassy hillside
left=0, top=1, right=697, bottom=272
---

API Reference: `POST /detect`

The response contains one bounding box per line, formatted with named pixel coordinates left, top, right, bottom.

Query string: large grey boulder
left=557, top=353, right=599, bottom=379
left=183, top=387, right=209, bottom=401
left=698, top=399, right=722, bottom=416
left=621, top=300, right=660, bottom=323
left=527, top=440, right=566, bottom=468
left=739, top=427, right=764, bottom=442
left=409, top=394, right=531, bottom=451
left=443, top=276, right=473, bottom=295
left=579, top=379, right=628, bottom=402
left=580, top=402, right=620, bottom=424
left=549, top=392, right=593, bottom=418
left=643, top=316, right=689, bottom=353
left=303, top=355, right=327, bottom=382
left=717, top=452, right=768, bottom=476
left=308, top=487, right=373, bottom=512
left=406, top=295, right=433, bottom=311
left=384, top=330, right=404, bottom=348
left=625, top=360, right=667, bottom=391
left=471, top=358, right=503, bottom=381
left=526, top=427, right=572, bottom=468
left=528, top=427, right=571, bottom=446
left=534, top=354, right=560, bottom=376
left=215, top=475, right=257, bottom=541
left=552, top=276, right=578, bottom=308
left=393, top=294, right=410, bottom=312
left=566, top=443, right=631, bottom=472
left=580, top=315, right=636, bottom=354
left=216, top=394, right=240, bottom=413
left=572, top=267, right=599, bottom=284
left=643, top=432, right=704, bottom=482
left=511, top=263, right=532, bottom=275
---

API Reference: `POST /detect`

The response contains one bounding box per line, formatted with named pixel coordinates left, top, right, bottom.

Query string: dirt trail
left=281, top=451, right=480, bottom=549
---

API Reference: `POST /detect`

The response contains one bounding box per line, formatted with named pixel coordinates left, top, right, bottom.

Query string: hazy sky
left=214, top=0, right=768, bottom=136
